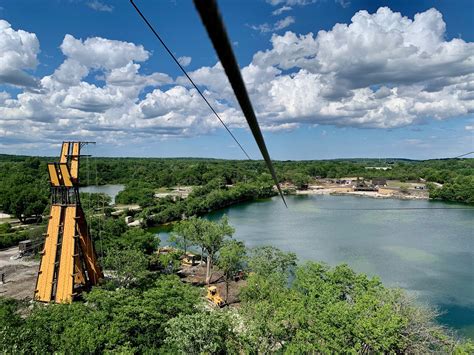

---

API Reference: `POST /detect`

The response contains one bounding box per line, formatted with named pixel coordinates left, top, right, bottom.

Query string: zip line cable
left=320, top=207, right=474, bottom=211
left=193, top=0, right=287, bottom=207
left=454, top=151, right=473, bottom=158
left=95, top=157, right=104, bottom=259
left=129, top=0, right=251, bottom=161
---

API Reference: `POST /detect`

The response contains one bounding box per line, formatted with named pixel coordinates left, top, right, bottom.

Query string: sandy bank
left=295, top=187, right=429, bottom=200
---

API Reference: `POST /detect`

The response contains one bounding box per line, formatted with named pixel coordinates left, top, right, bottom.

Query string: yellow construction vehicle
left=181, top=252, right=200, bottom=267
left=206, top=286, right=225, bottom=307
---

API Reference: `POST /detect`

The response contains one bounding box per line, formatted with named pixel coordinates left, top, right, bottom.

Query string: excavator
left=206, top=286, right=225, bottom=307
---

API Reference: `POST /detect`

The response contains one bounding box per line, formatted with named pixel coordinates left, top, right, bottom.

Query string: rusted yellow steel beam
left=59, top=163, right=73, bottom=187
left=55, top=206, right=77, bottom=304
left=76, top=208, right=103, bottom=284
left=74, top=255, right=86, bottom=285
left=70, top=142, right=80, bottom=181
left=35, top=205, right=62, bottom=302
left=59, top=142, right=70, bottom=164
left=47, top=163, right=61, bottom=187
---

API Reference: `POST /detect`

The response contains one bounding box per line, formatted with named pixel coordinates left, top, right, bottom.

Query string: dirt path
left=0, top=247, right=39, bottom=300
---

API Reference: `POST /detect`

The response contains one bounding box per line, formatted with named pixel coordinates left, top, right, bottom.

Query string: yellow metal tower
left=35, top=142, right=103, bottom=303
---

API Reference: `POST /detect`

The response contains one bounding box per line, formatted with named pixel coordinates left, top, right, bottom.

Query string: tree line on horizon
left=0, top=155, right=472, bottom=226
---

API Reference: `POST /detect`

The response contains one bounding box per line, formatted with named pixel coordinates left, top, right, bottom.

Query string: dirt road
left=0, top=247, right=38, bottom=300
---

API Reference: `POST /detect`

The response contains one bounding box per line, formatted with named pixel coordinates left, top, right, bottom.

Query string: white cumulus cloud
left=0, top=6, right=473, bottom=149
left=0, top=20, right=40, bottom=87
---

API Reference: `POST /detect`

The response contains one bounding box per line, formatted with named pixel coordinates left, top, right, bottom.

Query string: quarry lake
left=153, top=195, right=474, bottom=338
left=79, top=184, right=124, bottom=204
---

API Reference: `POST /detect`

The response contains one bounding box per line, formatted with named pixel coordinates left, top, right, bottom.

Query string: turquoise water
left=79, top=184, right=124, bottom=204
left=154, top=195, right=474, bottom=338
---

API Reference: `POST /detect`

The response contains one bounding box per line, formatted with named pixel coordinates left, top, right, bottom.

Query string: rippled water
left=155, top=195, right=474, bottom=337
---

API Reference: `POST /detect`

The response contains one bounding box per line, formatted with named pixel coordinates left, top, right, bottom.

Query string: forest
left=0, top=155, right=472, bottom=250
left=1, top=154, right=473, bottom=224
left=1, top=155, right=473, bottom=352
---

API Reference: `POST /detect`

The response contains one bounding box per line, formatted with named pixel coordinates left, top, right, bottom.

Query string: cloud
left=465, top=125, right=474, bottom=131
left=177, top=56, right=192, bottom=67
left=274, top=16, right=295, bottom=31
left=250, top=16, right=295, bottom=33
left=335, top=0, right=350, bottom=8
left=272, top=6, right=292, bottom=16
left=267, top=0, right=315, bottom=5
left=60, top=34, right=149, bottom=70
left=247, top=7, right=474, bottom=128
left=267, top=0, right=352, bottom=7
left=0, top=20, right=40, bottom=88
left=87, top=0, right=113, bottom=12
left=0, top=7, right=473, bottom=149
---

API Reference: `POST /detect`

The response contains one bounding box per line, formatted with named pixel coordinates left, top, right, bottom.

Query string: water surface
left=155, top=195, right=474, bottom=337
left=79, top=184, right=124, bottom=204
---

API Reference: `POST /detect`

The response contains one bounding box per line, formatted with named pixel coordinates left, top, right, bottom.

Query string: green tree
left=8, top=187, right=47, bottom=222
left=199, top=216, right=235, bottom=284
left=85, top=275, right=200, bottom=350
left=248, top=245, right=297, bottom=277
left=0, top=298, right=24, bottom=353
left=119, top=228, right=158, bottom=254
left=104, top=248, right=150, bottom=287
left=240, top=259, right=461, bottom=354
left=164, top=311, right=238, bottom=354
left=169, top=217, right=201, bottom=254
left=217, top=239, right=246, bottom=302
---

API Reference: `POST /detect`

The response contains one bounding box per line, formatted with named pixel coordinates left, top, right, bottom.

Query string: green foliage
left=429, top=176, right=474, bottom=204
left=0, top=229, right=29, bottom=249
left=240, top=260, right=461, bottom=354
left=103, top=248, right=150, bottom=288
left=118, top=228, right=159, bottom=254
left=217, top=239, right=246, bottom=301
left=164, top=311, right=238, bottom=354
left=170, top=217, right=205, bottom=253
left=0, top=224, right=46, bottom=249
left=0, top=223, right=11, bottom=234
left=285, top=171, right=310, bottom=189
left=0, top=298, right=23, bottom=353
left=169, top=216, right=235, bottom=283
left=0, top=236, right=470, bottom=354
left=0, top=276, right=200, bottom=353
left=115, top=182, right=155, bottom=206
left=79, top=192, right=111, bottom=210
left=143, top=179, right=276, bottom=226
left=400, top=183, right=410, bottom=194
left=248, top=245, right=297, bottom=277
left=88, top=217, right=157, bottom=257
left=0, top=157, right=48, bottom=221
left=149, top=250, right=182, bottom=273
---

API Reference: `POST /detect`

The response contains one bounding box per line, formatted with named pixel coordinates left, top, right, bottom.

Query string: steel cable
left=193, top=0, right=287, bottom=207
left=129, top=0, right=251, bottom=160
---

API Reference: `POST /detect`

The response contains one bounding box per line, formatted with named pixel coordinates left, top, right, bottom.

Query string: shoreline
left=294, top=187, right=429, bottom=201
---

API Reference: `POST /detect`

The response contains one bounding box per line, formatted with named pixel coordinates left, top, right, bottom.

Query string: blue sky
left=0, top=0, right=472, bottom=159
